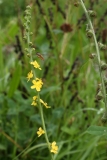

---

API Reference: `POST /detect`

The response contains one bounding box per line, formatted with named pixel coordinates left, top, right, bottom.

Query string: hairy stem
left=38, top=94, right=54, bottom=160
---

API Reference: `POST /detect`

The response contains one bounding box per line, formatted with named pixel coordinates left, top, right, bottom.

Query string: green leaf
left=86, top=125, right=107, bottom=136
left=8, top=61, right=22, bottom=97
left=61, top=126, right=77, bottom=136
left=0, top=144, right=6, bottom=150
left=41, top=85, right=60, bottom=94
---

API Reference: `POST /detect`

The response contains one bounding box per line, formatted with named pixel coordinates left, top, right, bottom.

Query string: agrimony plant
left=79, top=0, right=107, bottom=122
left=23, top=5, right=58, bottom=160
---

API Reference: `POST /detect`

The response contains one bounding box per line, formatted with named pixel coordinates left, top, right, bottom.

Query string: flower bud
left=27, top=20, right=31, bottom=25
left=29, top=42, right=33, bottom=47
left=23, top=23, right=26, bottom=27
left=26, top=27, right=29, bottom=32
left=98, top=42, right=106, bottom=50
left=24, top=16, right=28, bottom=20
left=26, top=5, right=32, bottom=10
left=32, top=48, right=36, bottom=51
left=25, top=48, right=29, bottom=53
left=25, top=10, right=31, bottom=16
left=27, top=53, right=30, bottom=57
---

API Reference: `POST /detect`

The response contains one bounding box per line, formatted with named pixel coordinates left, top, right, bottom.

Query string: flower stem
left=26, top=33, right=54, bottom=160
left=25, top=16, right=54, bottom=160
left=79, top=0, right=107, bottom=119
left=37, top=93, right=54, bottom=160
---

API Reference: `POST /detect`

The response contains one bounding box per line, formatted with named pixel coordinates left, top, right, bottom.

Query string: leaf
left=8, top=61, right=22, bottom=97
left=0, top=144, right=6, bottom=150
left=80, top=60, right=89, bottom=73
left=61, top=126, right=76, bottom=136
left=86, top=125, right=107, bottom=136
left=30, top=114, right=41, bottom=124
left=52, top=107, right=64, bottom=119
left=41, top=85, right=60, bottom=94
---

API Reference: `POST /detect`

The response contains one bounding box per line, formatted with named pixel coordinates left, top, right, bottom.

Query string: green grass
left=0, top=0, right=107, bottom=160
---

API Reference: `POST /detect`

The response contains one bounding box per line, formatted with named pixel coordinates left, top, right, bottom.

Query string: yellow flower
left=31, top=101, right=37, bottom=106
left=40, top=99, right=51, bottom=108
left=27, top=70, right=33, bottom=81
left=37, top=127, right=45, bottom=137
left=50, top=141, right=58, bottom=154
left=30, top=60, right=41, bottom=70
left=33, top=96, right=38, bottom=101
left=31, top=78, right=43, bottom=92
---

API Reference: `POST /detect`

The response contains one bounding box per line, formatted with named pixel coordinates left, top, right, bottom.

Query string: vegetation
left=0, top=0, right=107, bottom=160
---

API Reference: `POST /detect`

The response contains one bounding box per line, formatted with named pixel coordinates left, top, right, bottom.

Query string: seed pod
left=98, top=42, right=107, bottom=50
left=96, top=91, right=103, bottom=100
left=29, top=42, right=33, bottom=47
left=26, top=27, right=29, bottom=32
left=27, top=53, right=30, bottom=57
left=101, top=62, right=107, bottom=70
left=32, top=48, right=36, bottom=51
left=86, top=30, right=93, bottom=38
left=74, top=2, right=79, bottom=7
left=88, top=10, right=96, bottom=18
left=89, top=53, right=96, bottom=59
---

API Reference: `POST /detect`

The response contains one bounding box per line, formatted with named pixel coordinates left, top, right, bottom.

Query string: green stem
left=27, top=32, right=33, bottom=62
left=79, top=0, right=107, bottom=117
left=37, top=93, right=54, bottom=160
